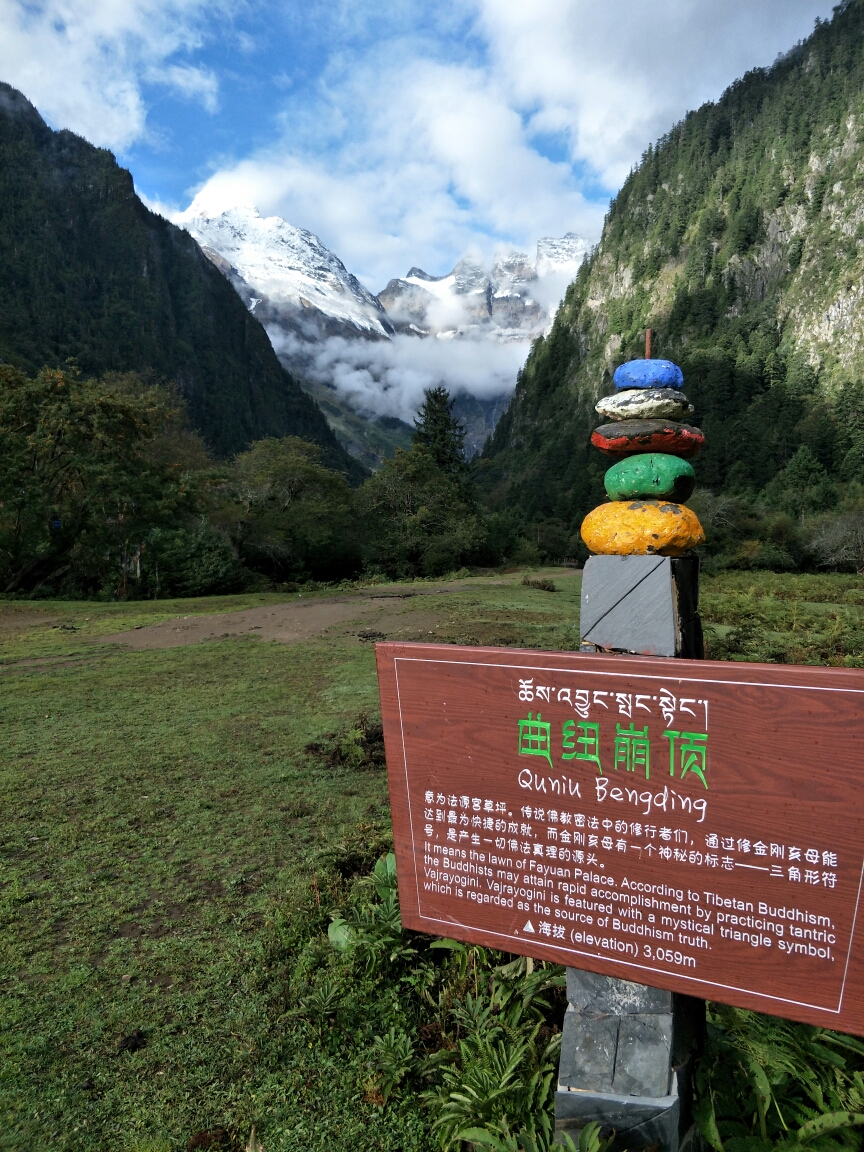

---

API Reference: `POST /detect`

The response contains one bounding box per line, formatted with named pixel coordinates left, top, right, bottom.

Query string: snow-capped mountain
left=184, top=207, right=589, bottom=346
left=536, top=233, right=591, bottom=278
left=379, top=233, right=591, bottom=341
left=182, top=206, right=393, bottom=340
left=181, top=207, right=590, bottom=464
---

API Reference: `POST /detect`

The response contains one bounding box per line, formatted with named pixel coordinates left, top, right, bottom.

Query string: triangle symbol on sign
left=523, top=920, right=535, bottom=933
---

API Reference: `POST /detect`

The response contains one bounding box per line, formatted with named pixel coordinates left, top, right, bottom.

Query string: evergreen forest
left=479, top=0, right=864, bottom=576
left=0, top=82, right=359, bottom=476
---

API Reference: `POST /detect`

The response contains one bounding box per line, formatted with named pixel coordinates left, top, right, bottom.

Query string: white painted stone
left=595, top=388, right=695, bottom=422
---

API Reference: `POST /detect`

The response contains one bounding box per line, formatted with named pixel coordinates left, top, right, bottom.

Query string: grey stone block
left=613, top=1014, right=673, bottom=1097
left=555, top=1086, right=680, bottom=1152
left=556, top=976, right=705, bottom=1150
left=567, top=969, right=673, bottom=1015
left=580, top=554, right=702, bottom=658
left=560, top=1006, right=674, bottom=1099
left=558, top=1007, right=618, bottom=1092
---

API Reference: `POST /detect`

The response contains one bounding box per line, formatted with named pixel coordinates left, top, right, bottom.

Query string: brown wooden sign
left=376, top=642, right=864, bottom=1034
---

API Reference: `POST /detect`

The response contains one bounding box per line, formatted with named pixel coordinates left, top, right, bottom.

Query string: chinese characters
left=519, top=713, right=709, bottom=788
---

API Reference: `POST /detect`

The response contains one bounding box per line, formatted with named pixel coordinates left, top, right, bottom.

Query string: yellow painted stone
left=581, top=500, right=705, bottom=557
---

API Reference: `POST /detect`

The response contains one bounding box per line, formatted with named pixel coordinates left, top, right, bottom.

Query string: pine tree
left=413, top=387, right=466, bottom=473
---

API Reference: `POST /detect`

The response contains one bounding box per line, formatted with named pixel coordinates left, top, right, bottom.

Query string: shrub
left=137, top=524, right=246, bottom=597
left=522, top=576, right=556, bottom=592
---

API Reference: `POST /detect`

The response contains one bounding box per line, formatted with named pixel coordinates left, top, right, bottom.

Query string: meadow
left=3, top=569, right=864, bottom=1151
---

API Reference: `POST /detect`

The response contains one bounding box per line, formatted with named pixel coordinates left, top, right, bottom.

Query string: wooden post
left=645, top=327, right=653, bottom=359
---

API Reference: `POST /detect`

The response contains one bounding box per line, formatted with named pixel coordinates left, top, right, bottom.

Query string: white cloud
left=169, top=0, right=837, bottom=422
left=270, top=328, right=528, bottom=424
left=177, top=0, right=836, bottom=288
left=2, top=0, right=840, bottom=424
left=148, top=63, right=219, bottom=113
left=478, top=0, right=838, bottom=188
left=3, top=0, right=836, bottom=281
left=0, top=0, right=228, bottom=149
left=180, top=54, right=602, bottom=287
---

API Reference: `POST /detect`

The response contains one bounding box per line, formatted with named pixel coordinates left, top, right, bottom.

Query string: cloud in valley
left=269, top=328, right=529, bottom=426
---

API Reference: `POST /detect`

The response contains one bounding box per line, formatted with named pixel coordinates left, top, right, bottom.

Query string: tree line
left=0, top=368, right=535, bottom=599
left=478, top=0, right=864, bottom=577
left=3, top=360, right=863, bottom=601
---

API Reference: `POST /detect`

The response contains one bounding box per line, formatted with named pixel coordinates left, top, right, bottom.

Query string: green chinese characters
left=517, top=712, right=553, bottom=767
left=614, top=723, right=650, bottom=776
left=562, top=719, right=601, bottom=772
left=518, top=714, right=708, bottom=788
left=663, top=730, right=708, bottom=787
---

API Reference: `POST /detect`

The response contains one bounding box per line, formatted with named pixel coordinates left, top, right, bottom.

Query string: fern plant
left=323, top=854, right=566, bottom=1146
left=327, top=852, right=417, bottom=971
left=424, top=960, right=564, bottom=1149
left=296, top=976, right=343, bottom=1025
left=461, top=1118, right=611, bottom=1152
left=370, top=1026, right=416, bottom=1103
left=695, top=1003, right=864, bottom=1151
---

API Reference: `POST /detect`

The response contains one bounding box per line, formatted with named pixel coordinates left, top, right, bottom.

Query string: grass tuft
left=521, top=576, right=557, bottom=592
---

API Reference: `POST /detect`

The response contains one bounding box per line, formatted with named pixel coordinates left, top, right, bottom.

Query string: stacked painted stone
left=581, top=358, right=706, bottom=557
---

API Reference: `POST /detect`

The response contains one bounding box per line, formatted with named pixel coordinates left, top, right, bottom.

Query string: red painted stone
left=591, top=419, right=705, bottom=459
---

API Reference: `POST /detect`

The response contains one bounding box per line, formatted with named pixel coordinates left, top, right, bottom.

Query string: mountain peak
left=182, top=207, right=392, bottom=338
left=536, top=233, right=591, bottom=275
left=0, top=82, right=42, bottom=124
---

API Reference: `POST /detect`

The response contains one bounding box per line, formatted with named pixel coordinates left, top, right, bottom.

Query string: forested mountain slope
left=480, top=0, right=864, bottom=565
left=0, top=83, right=362, bottom=476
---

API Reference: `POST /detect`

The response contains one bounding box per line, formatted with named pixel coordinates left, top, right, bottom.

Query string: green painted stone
left=604, top=453, right=696, bottom=502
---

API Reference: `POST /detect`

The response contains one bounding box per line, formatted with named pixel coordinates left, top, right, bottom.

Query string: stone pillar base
left=555, top=1084, right=680, bottom=1151
left=554, top=971, right=704, bottom=1152
left=564, top=552, right=705, bottom=1148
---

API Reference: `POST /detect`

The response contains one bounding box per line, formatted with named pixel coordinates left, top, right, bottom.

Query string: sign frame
left=376, top=641, right=864, bottom=1035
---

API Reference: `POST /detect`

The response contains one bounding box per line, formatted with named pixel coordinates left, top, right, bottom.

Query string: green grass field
left=2, top=569, right=863, bottom=1150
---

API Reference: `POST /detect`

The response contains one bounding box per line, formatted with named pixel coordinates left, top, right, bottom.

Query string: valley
left=5, top=2, right=864, bottom=1150
left=183, top=207, right=589, bottom=465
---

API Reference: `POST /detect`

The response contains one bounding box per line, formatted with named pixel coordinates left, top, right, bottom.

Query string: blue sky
left=1, top=0, right=838, bottom=289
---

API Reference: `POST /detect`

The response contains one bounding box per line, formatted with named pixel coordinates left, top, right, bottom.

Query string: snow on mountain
left=182, top=207, right=590, bottom=463
left=182, top=206, right=393, bottom=339
left=183, top=205, right=590, bottom=347
left=536, top=232, right=592, bottom=278
left=378, top=237, right=589, bottom=341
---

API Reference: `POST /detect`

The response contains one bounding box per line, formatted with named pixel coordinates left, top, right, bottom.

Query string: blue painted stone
left=613, top=359, right=684, bottom=391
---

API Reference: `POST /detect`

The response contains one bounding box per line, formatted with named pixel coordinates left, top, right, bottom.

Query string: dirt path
left=0, top=607, right=55, bottom=633
left=98, top=584, right=490, bottom=650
